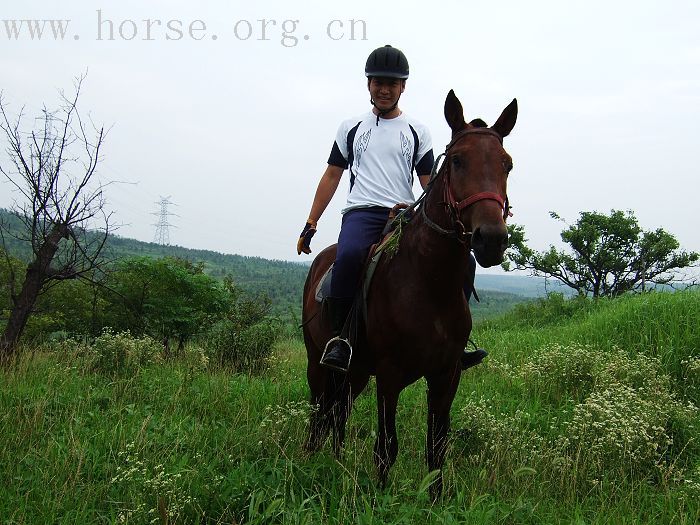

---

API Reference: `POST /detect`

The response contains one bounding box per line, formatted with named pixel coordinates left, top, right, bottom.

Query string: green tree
left=27, top=276, right=106, bottom=339
left=504, top=210, right=698, bottom=298
left=103, top=256, right=230, bottom=352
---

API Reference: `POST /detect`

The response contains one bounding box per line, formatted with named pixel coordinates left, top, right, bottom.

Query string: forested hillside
left=1, top=208, right=531, bottom=320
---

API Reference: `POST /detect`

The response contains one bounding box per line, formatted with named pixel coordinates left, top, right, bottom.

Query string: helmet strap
left=370, top=98, right=400, bottom=126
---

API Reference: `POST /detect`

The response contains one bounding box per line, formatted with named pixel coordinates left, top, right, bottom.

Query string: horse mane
left=469, top=118, right=488, bottom=128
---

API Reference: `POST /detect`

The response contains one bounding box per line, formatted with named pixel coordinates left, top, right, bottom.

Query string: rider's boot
left=461, top=345, right=488, bottom=370
left=319, top=297, right=354, bottom=373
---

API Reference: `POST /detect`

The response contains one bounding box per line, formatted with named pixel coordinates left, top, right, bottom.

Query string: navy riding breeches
left=330, top=206, right=478, bottom=302
left=330, top=207, right=390, bottom=298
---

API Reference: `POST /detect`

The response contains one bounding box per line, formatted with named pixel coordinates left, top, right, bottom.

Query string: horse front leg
left=426, top=364, right=461, bottom=500
left=374, top=374, right=401, bottom=488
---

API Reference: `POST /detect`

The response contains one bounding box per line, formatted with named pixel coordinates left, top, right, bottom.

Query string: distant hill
left=0, top=208, right=309, bottom=316
left=104, top=234, right=310, bottom=316
left=475, top=273, right=573, bottom=298
left=102, top=237, right=553, bottom=319
left=1, top=208, right=559, bottom=320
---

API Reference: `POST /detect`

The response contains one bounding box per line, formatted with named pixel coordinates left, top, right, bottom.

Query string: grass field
left=1, top=290, right=699, bottom=524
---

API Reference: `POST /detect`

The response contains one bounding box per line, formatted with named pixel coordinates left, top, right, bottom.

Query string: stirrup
left=320, top=336, right=353, bottom=373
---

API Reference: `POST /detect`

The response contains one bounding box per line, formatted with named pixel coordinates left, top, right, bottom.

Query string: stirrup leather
left=320, top=336, right=353, bottom=372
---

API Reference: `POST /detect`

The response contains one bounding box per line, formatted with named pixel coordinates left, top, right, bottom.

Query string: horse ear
left=492, top=98, right=518, bottom=138
left=444, top=89, right=467, bottom=133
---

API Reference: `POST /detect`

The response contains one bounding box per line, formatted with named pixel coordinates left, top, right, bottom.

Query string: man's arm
left=307, top=164, right=345, bottom=224
left=297, top=164, right=345, bottom=255
left=416, top=146, right=435, bottom=191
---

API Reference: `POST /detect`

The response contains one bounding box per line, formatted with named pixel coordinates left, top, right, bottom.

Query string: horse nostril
left=472, top=224, right=507, bottom=252
left=471, top=227, right=484, bottom=249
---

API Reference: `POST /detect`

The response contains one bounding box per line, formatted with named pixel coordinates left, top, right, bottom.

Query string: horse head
left=442, top=90, right=517, bottom=267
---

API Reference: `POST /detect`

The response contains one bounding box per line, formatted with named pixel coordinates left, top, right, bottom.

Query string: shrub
left=681, top=355, right=700, bottom=402
left=110, top=440, right=196, bottom=524
left=685, top=462, right=700, bottom=498
left=206, top=319, right=280, bottom=373
left=519, top=343, right=597, bottom=403
left=259, top=400, right=314, bottom=448
left=83, top=329, right=163, bottom=375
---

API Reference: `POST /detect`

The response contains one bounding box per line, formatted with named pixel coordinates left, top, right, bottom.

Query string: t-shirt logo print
left=400, top=131, right=413, bottom=171
left=355, top=129, right=371, bottom=167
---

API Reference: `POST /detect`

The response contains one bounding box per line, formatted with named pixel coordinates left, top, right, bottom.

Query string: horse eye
left=451, top=156, right=461, bottom=168
left=504, top=161, right=513, bottom=173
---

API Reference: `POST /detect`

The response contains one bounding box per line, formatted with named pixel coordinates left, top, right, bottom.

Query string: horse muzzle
left=471, top=223, right=508, bottom=267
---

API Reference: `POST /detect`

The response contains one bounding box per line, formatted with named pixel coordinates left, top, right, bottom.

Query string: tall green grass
left=0, top=290, right=699, bottom=523
left=476, top=290, right=700, bottom=399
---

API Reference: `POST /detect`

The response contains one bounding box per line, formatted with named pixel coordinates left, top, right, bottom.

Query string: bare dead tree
left=0, top=75, right=112, bottom=360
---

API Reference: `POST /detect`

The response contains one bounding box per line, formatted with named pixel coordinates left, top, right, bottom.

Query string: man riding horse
left=296, top=44, right=487, bottom=373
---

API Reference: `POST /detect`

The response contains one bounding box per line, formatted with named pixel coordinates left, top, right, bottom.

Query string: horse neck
left=399, top=172, right=471, bottom=287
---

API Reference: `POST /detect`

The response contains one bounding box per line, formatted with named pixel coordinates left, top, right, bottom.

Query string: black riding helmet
left=365, top=45, right=409, bottom=79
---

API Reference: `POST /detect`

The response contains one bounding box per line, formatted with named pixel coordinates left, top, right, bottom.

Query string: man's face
left=368, top=77, right=406, bottom=111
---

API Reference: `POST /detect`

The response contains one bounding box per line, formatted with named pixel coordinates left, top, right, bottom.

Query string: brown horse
left=302, top=90, right=518, bottom=496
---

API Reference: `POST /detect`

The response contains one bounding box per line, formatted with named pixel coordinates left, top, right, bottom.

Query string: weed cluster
left=110, top=441, right=198, bottom=524
left=259, top=400, right=314, bottom=448
left=456, top=341, right=699, bottom=498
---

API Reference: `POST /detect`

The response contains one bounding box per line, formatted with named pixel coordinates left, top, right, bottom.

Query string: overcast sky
left=1, top=0, right=698, bottom=274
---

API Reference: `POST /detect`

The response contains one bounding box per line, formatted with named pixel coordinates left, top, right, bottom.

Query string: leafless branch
left=1, top=75, right=113, bottom=357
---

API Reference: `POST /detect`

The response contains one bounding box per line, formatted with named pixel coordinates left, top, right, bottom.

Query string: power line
left=152, top=196, right=178, bottom=245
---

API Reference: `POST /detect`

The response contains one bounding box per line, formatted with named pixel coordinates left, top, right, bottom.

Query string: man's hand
left=297, top=219, right=317, bottom=255
left=388, top=202, right=410, bottom=220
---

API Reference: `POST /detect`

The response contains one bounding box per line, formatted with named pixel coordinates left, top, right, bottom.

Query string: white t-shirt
left=328, top=111, right=434, bottom=214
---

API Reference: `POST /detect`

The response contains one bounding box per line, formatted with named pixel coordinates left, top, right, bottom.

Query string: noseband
left=421, top=127, right=511, bottom=243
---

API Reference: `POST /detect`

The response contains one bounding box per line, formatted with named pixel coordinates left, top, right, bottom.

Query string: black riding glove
left=297, top=221, right=317, bottom=255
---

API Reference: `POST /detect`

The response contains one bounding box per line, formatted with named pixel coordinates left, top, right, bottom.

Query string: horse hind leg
left=327, top=370, right=353, bottom=457
left=304, top=394, right=331, bottom=454
left=305, top=345, right=370, bottom=456
left=330, top=369, right=370, bottom=456
left=304, top=368, right=350, bottom=456
left=304, top=355, right=331, bottom=453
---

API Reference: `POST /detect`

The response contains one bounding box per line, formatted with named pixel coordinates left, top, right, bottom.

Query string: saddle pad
left=314, top=228, right=399, bottom=304
left=315, top=264, right=334, bottom=303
